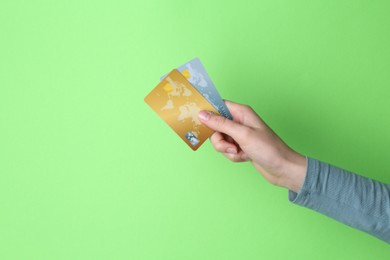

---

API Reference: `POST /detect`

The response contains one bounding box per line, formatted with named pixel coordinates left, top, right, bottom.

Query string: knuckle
left=225, top=153, right=241, bottom=162
left=212, top=114, right=227, bottom=127
left=213, top=142, right=225, bottom=152
left=242, top=104, right=254, bottom=113
left=224, top=153, right=235, bottom=161
left=210, top=137, right=226, bottom=152
left=209, top=132, right=219, bottom=143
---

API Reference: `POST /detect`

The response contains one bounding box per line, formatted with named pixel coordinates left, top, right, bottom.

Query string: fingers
left=223, top=151, right=250, bottom=162
left=210, top=132, right=250, bottom=163
left=198, top=101, right=264, bottom=162
left=210, top=132, right=238, bottom=154
left=224, top=100, right=264, bottom=129
left=198, top=110, right=246, bottom=141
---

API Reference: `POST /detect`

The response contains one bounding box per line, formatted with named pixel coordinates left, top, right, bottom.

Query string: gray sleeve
left=289, top=157, right=390, bottom=243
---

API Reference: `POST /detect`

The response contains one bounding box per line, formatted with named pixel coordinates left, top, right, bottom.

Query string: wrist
left=279, top=152, right=307, bottom=193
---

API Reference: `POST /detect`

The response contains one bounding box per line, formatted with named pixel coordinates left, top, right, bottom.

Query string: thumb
left=198, top=110, right=246, bottom=140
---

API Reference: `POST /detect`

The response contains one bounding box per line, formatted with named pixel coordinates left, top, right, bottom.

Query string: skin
left=198, top=100, right=307, bottom=193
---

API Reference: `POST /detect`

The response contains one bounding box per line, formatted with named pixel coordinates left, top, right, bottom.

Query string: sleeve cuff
left=288, top=156, right=317, bottom=205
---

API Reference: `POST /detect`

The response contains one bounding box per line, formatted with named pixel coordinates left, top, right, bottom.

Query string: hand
left=198, top=100, right=307, bottom=193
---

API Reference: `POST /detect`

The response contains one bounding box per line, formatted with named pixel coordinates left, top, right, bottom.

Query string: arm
left=198, top=100, right=390, bottom=243
left=290, top=157, right=390, bottom=243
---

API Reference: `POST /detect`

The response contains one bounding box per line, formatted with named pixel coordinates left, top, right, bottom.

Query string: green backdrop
left=1, top=0, right=389, bottom=259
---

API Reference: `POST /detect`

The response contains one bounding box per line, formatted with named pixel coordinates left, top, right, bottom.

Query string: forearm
left=289, top=157, right=390, bottom=243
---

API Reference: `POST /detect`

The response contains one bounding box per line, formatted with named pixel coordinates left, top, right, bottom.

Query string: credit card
left=145, top=69, right=219, bottom=151
left=161, top=58, right=233, bottom=120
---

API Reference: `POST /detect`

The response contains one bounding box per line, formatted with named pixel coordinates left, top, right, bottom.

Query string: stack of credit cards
left=144, top=58, right=232, bottom=151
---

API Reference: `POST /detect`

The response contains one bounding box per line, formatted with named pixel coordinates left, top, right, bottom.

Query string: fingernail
left=198, top=110, right=211, bottom=121
left=226, top=148, right=237, bottom=154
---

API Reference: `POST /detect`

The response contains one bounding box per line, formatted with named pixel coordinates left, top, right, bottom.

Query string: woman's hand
left=198, top=100, right=307, bottom=193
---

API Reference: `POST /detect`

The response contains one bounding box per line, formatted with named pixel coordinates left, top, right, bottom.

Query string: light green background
left=1, top=0, right=390, bottom=259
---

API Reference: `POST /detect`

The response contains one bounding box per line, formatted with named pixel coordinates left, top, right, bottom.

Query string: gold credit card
left=144, top=69, right=219, bottom=151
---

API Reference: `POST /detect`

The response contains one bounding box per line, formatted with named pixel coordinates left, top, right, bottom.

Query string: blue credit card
left=160, top=58, right=233, bottom=120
